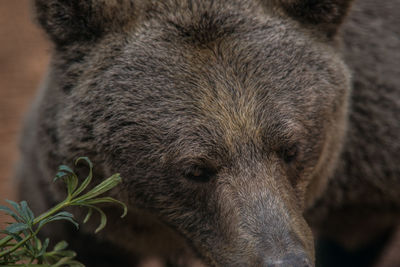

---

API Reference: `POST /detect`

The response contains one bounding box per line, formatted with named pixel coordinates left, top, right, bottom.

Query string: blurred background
left=0, top=1, right=398, bottom=266
left=0, top=0, right=50, bottom=226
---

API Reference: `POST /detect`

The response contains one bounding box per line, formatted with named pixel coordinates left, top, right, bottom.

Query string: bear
left=15, top=0, right=399, bottom=266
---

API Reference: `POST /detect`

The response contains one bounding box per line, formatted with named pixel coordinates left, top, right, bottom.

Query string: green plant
left=0, top=157, right=127, bottom=266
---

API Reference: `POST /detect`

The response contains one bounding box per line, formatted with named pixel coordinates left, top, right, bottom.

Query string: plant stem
left=0, top=236, right=13, bottom=248
left=0, top=233, right=33, bottom=257
left=0, top=199, right=71, bottom=258
left=33, top=199, right=70, bottom=225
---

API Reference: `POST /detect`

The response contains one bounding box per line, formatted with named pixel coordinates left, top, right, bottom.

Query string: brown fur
left=16, top=0, right=399, bottom=266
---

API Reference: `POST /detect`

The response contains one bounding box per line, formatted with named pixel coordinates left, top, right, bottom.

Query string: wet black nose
left=265, top=253, right=312, bottom=267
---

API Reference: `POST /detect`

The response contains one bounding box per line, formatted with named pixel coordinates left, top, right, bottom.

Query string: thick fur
left=16, top=0, right=399, bottom=266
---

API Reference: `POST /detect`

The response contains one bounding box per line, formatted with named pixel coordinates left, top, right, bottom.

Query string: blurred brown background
left=0, top=1, right=398, bottom=266
left=0, top=0, right=50, bottom=226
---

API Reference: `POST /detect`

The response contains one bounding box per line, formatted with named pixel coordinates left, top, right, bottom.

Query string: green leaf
left=74, top=174, right=121, bottom=202
left=66, top=175, right=79, bottom=197
left=56, top=166, right=79, bottom=196
left=52, top=211, right=74, bottom=220
left=53, top=241, right=68, bottom=252
left=37, top=238, right=50, bottom=257
left=51, top=254, right=77, bottom=267
left=54, top=169, right=79, bottom=197
left=5, top=222, right=29, bottom=234
left=45, top=216, right=79, bottom=230
left=83, top=197, right=127, bottom=218
left=0, top=205, right=21, bottom=221
left=72, top=157, right=93, bottom=197
left=54, top=172, right=71, bottom=183
left=37, top=212, right=79, bottom=231
left=52, top=249, right=76, bottom=258
left=45, top=249, right=83, bottom=266
left=20, top=201, right=35, bottom=223
left=85, top=205, right=107, bottom=233
left=5, top=200, right=20, bottom=211
left=35, top=237, right=42, bottom=250
left=58, top=165, right=74, bottom=174
left=54, top=171, right=68, bottom=182
left=5, top=200, right=23, bottom=222
left=75, top=157, right=93, bottom=169
left=83, top=207, right=93, bottom=224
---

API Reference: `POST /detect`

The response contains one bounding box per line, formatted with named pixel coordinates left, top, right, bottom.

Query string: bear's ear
left=34, top=0, right=136, bottom=46
left=270, top=0, right=354, bottom=37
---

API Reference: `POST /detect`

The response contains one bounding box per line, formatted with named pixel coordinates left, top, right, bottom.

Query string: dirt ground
left=0, top=1, right=398, bottom=266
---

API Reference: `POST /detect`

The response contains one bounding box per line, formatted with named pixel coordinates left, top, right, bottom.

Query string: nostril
left=265, top=253, right=312, bottom=267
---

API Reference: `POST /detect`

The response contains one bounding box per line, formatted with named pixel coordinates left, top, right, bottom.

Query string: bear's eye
left=184, top=166, right=216, bottom=183
left=280, top=144, right=298, bottom=164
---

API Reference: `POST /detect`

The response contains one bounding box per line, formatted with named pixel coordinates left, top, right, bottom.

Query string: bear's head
left=34, top=0, right=352, bottom=266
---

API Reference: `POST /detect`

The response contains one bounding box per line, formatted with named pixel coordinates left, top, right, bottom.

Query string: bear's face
left=35, top=0, right=352, bottom=265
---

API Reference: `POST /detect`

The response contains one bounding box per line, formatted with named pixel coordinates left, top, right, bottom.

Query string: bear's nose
left=264, top=253, right=313, bottom=267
